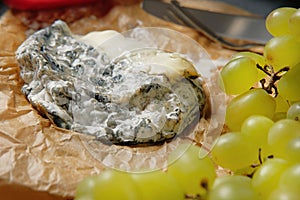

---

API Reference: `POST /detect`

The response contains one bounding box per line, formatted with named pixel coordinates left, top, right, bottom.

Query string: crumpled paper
left=0, top=3, right=231, bottom=199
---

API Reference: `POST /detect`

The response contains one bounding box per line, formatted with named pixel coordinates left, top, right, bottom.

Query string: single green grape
left=75, top=176, right=97, bottom=200
left=208, top=175, right=258, bottom=200
left=252, top=158, right=289, bottom=200
left=277, top=63, right=300, bottom=101
left=132, top=170, right=185, bottom=200
left=211, top=132, right=257, bottom=171
left=211, top=175, right=251, bottom=188
left=278, top=164, right=300, bottom=192
left=264, top=35, right=300, bottom=71
left=225, top=88, right=276, bottom=131
left=265, top=7, right=297, bottom=36
left=231, top=51, right=267, bottom=80
left=268, top=187, right=300, bottom=200
left=284, top=136, right=300, bottom=163
left=289, top=8, right=300, bottom=41
left=231, top=51, right=266, bottom=67
left=167, top=143, right=216, bottom=196
left=220, top=57, right=258, bottom=95
left=287, top=101, right=300, bottom=121
left=92, top=170, right=142, bottom=200
left=268, top=119, right=300, bottom=158
left=241, top=115, right=274, bottom=158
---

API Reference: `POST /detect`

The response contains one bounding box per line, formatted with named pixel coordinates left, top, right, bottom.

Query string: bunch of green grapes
left=211, top=7, right=300, bottom=200
left=75, top=143, right=217, bottom=200
left=75, top=169, right=185, bottom=200
left=220, top=7, right=300, bottom=131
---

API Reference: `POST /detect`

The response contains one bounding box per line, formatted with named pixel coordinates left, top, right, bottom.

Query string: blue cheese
left=16, top=20, right=206, bottom=145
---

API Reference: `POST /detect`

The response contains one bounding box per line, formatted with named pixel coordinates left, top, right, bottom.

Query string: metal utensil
left=142, top=0, right=273, bottom=50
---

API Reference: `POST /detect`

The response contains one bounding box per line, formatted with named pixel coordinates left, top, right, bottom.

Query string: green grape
left=211, top=175, right=251, bottom=188
left=287, top=101, right=300, bottom=121
left=284, top=136, right=300, bottom=163
left=211, top=132, right=257, bottom=170
left=252, top=158, right=289, bottom=200
left=168, top=143, right=216, bottom=196
left=277, top=63, right=300, bottom=101
left=268, top=187, right=300, bottom=200
left=289, top=8, right=300, bottom=41
left=226, top=88, right=276, bottom=131
left=265, top=7, right=297, bottom=36
left=92, top=170, right=142, bottom=200
left=278, top=164, right=300, bottom=192
left=241, top=115, right=274, bottom=158
left=220, top=57, right=258, bottom=95
left=208, top=175, right=258, bottom=200
left=274, top=95, right=290, bottom=113
left=75, top=176, right=97, bottom=200
left=231, top=51, right=267, bottom=80
left=132, top=171, right=185, bottom=200
left=167, top=142, right=192, bottom=164
left=231, top=52, right=266, bottom=67
left=264, top=35, right=300, bottom=71
left=268, top=119, right=300, bottom=158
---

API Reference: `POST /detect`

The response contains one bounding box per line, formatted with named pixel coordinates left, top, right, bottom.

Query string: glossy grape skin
left=264, top=35, right=300, bottom=71
left=208, top=175, right=258, bottom=200
left=231, top=52, right=266, bottom=79
left=225, top=88, right=276, bottom=131
left=132, top=170, right=185, bottom=200
left=75, top=170, right=143, bottom=200
left=92, top=170, right=142, bottom=200
left=277, top=63, right=300, bottom=101
left=75, top=176, right=97, bottom=200
left=268, top=187, right=300, bottom=200
left=268, top=164, right=300, bottom=199
left=231, top=52, right=266, bottom=67
left=287, top=101, right=300, bottom=121
left=241, top=115, right=274, bottom=158
left=93, top=170, right=142, bottom=200
left=268, top=119, right=300, bottom=158
left=220, top=57, right=258, bottom=95
left=252, top=158, right=289, bottom=200
left=284, top=136, right=300, bottom=163
left=265, top=7, right=297, bottom=36
left=211, top=132, right=257, bottom=171
left=168, top=143, right=216, bottom=196
left=289, top=8, right=300, bottom=41
left=278, top=164, right=300, bottom=192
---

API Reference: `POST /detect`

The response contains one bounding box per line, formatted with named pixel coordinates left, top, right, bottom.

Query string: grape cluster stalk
left=74, top=7, right=300, bottom=200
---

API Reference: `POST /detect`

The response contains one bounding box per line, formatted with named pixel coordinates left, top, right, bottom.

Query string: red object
left=3, top=0, right=98, bottom=10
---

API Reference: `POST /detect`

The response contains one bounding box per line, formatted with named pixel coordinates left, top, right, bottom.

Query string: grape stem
left=256, top=64, right=290, bottom=97
left=184, top=179, right=209, bottom=200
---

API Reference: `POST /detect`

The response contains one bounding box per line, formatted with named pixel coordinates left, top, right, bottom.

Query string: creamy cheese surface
left=16, top=20, right=206, bottom=145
